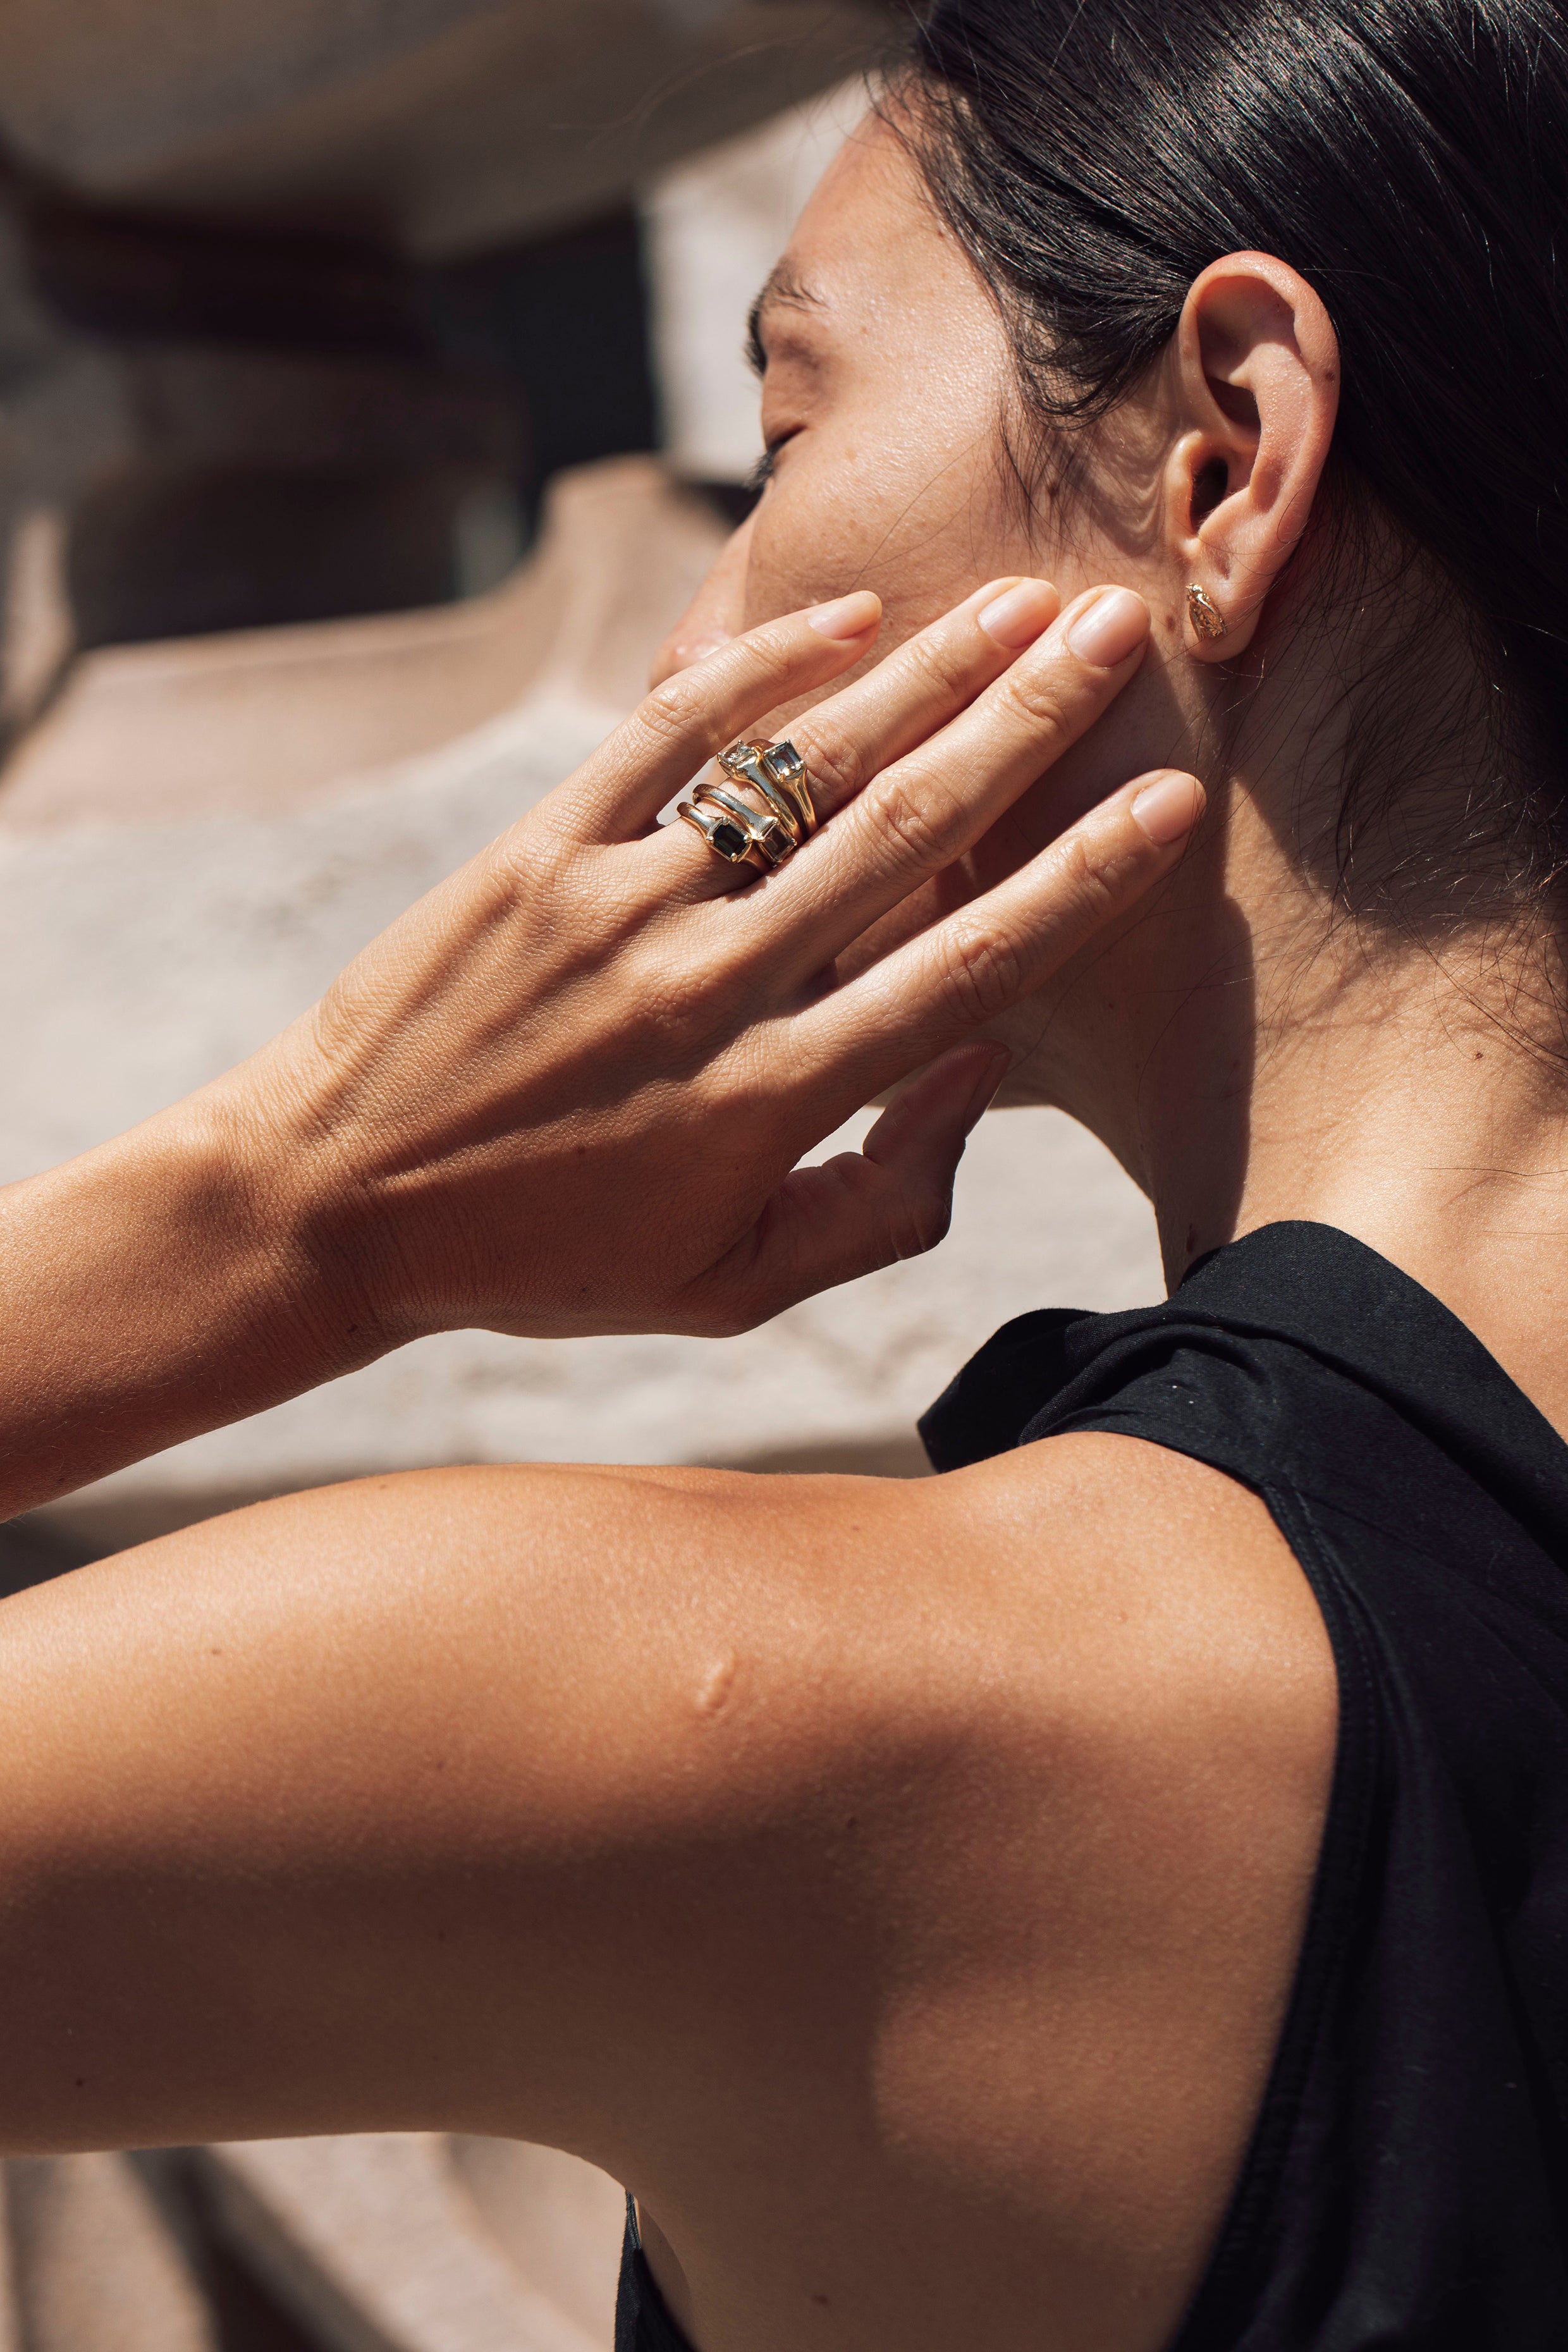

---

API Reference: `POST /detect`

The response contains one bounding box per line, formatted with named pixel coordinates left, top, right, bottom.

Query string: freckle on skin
left=696, top=1655, right=738, bottom=1715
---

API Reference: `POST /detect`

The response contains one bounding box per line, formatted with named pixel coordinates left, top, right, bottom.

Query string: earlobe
left=1166, top=253, right=1340, bottom=661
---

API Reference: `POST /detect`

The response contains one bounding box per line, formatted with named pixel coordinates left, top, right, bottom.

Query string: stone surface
left=643, top=78, right=869, bottom=482
left=0, top=185, right=531, bottom=716
left=0, top=2, right=891, bottom=258
left=200, top=2136, right=618, bottom=2352
left=446, top=2141, right=624, bottom=2351
left=6, top=2154, right=217, bottom=2352
left=0, top=455, right=725, bottom=830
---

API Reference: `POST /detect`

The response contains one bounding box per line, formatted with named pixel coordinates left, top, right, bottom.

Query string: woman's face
left=656, top=109, right=1178, bottom=678
left=656, top=114, right=1036, bottom=671
left=653, top=114, right=1189, bottom=1109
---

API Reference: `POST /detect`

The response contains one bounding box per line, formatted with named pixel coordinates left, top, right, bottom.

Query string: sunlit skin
left=660, top=118, right=1568, bottom=1420
left=0, top=98, right=1562, bottom=2352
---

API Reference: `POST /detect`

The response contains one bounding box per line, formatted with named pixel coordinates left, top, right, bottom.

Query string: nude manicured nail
left=976, top=579, right=1056, bottom=649
left=806, top=591, right=882, bottom=640
left=1130, top=771, right=1204, bottom=845
left=1065, top=587, right=1150, bottom=668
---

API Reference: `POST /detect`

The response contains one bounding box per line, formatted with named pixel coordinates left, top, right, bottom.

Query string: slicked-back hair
left=904, top=0, right=1568, bottom=911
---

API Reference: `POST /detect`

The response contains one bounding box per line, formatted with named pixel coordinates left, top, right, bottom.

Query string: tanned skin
left=6, top=112, right=1565, bottom=2352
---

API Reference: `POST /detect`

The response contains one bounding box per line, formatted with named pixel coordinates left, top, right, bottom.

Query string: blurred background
left=0, top=4, right=1162, bottom=2345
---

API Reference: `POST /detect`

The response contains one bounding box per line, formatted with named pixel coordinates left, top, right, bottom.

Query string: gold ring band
left=677, top=736, right=818, bottom=876
left=728, top=747, right=823, bottom=842
left=719, top=749, right=804, bottom=845
left=692, top=781, right=795, bottom=869
left=677, top=797, right=761, bottom=866
left=754, top=740, right=816, bottom=831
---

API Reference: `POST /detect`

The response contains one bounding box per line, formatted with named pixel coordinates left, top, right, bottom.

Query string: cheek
left=743, top=411, right=1034, bottom=654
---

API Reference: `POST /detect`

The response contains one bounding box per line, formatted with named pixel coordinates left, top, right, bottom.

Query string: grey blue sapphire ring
left=677, top=738, right=818, bottom=871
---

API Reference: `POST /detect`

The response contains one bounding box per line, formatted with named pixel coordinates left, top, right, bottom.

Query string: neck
left=1044, top=795, right=1568, bottom=1438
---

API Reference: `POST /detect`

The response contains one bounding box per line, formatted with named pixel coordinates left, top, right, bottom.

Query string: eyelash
left=745, top=430, right=797, bottom=498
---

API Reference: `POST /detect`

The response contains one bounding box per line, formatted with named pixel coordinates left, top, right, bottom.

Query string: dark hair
left=902, top=0, right=1568, bottom=914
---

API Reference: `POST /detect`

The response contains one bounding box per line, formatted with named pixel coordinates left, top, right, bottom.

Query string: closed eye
left=745, top=431, right=799, bottom=497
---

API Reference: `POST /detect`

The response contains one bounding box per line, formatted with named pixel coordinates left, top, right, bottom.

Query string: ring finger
left=652, top=575, right=1062, bottom=902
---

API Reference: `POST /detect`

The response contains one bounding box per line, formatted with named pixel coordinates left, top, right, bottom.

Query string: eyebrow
left=745, top=264, right=826, bottom=377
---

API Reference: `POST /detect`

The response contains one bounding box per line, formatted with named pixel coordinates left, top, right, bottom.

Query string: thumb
left=687, top=1044, right=1009, bottom=1332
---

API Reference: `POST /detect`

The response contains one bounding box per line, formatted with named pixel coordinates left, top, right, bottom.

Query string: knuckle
left=900, top=623, right=973, bottom=702
left=937, top=917, right=1025, bottom=1024
left=635, top=960, right=725, bottom=1041
left=999, top=664, right=1074, bottom=732
left=793, top=716, right=867, bottom=807
left=625, top=946, right=763, bottom=1059
left=1054, top=828, right=1125, bottom=924
left=869, top=768, right=954, bottom=871
left=484, top=810, right=575, bottom=901
left=899, top=1183, right=954, bottom=1259
left=632, top=671, right=707, bottom=756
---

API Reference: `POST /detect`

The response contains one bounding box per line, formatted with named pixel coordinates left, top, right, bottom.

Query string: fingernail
left=1065, top=587, right=1149, bottom=668
left=807, top=590, right=881, bottom=640
left=1130, top=771, right=1204, bottom=845
left=976, top=579, right=1057, bottom=650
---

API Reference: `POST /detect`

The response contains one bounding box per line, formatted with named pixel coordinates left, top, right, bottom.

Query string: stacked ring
left=677, top=738, right=818, bottom=871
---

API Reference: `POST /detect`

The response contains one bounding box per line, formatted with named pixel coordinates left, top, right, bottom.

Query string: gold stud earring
left=1187, top=583, right=1227, bottom=642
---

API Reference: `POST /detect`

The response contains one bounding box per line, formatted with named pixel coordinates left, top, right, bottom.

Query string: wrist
left=0, top=1085, right=389, bottom=1519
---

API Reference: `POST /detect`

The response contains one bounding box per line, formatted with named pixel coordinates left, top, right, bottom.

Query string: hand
left=235, top=577, right=1200, bottom=1345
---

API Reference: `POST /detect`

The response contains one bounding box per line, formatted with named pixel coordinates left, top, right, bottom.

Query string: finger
left=553, top=591, right=882, bottom=841
left=766, top=576, right=1062, bottom=824
left=650, top=575, right=1062, bottom=907
left=677, top=1043, right=1008, bottom=1332
left=795, top=768, right=1204, bottom=1098
left=759, top=585, right=1153, bottom=979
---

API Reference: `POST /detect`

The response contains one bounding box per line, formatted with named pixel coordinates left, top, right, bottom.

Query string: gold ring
left=719, top=743, right=805, bottom=843
left=692, top=781, right=795, bottom=868
left=677, top=737, right=818, bottom=874
left=722, top=738, right=816, bottom=834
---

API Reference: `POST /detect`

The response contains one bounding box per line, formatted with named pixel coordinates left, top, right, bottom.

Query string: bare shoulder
left=0, top=1439, right=1333, bottom=2348
left=603, top=1434, right=1338, bottom=2347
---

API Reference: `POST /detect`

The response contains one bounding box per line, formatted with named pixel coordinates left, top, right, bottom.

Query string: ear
left=1163, top=253, right=1340, bottom=661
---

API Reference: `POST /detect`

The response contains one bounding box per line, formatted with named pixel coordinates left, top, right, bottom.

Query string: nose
left=648, top=510, right=754, bottom=688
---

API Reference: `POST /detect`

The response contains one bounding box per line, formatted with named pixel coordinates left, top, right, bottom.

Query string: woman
left=1, top=0, right=1564, bottom=2344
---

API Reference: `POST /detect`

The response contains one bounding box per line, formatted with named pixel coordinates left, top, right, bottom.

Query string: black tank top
left=616, top=1222, right=1568, bottom=2350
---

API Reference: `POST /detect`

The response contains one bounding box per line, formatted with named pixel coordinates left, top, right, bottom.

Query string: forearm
left=0, top=1086, right=372, bottom=1519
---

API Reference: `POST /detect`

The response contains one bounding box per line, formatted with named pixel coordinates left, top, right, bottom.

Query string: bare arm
left=0, top=1436, right=1333, bottom=2349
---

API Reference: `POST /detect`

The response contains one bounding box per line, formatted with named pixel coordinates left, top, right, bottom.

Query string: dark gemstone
left=713, top=821, right=749, bottom=859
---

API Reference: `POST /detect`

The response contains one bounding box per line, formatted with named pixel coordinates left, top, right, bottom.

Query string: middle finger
left=750, top=584, right=1152, bottom=978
